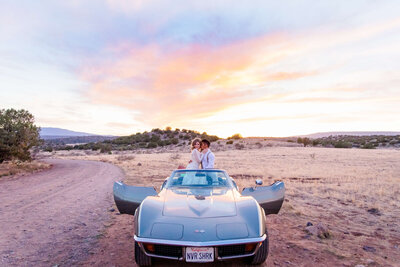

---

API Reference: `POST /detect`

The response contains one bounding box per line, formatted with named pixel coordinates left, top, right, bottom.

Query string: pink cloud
left=79, top=33, right=316, bottom=126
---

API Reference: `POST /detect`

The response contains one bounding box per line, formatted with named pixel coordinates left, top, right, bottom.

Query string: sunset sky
left=1, top=1, right=400, bottom=137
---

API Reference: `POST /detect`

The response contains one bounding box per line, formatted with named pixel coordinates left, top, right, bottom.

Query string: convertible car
left=113, top=169, right=285, bottom=266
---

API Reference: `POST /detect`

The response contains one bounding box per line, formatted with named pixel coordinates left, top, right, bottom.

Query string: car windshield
left=166, top=170, right=232, bottom=188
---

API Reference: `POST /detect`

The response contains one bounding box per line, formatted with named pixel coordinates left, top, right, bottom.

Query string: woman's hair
left=191, top=138, right=201, bottom=151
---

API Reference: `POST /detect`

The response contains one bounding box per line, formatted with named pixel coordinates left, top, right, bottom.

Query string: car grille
left=217, top=244, right=246, bottom=257
left=153, top=244, right=182, bottom=258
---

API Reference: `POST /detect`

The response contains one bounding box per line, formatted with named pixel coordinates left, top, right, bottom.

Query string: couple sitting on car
left=186, top=138, right=215, bottom=169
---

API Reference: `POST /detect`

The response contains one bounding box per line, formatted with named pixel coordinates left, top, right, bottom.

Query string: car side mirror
left=230, top=177, right=238, bottom=190
left=255, top=179, right=263, bottom=186
left=160, top=178, right=168, bottom=190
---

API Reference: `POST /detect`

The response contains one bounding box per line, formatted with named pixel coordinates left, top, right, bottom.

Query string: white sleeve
left=193, top=150, right=202, bottom=163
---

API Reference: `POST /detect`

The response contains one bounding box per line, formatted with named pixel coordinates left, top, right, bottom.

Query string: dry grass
left=0, top=160, right=51, bottom=178
left=47, top=146, right=400, bottom=266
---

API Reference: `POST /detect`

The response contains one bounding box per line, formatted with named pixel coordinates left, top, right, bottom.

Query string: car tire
left=134, top=241, right=152, bottom=266
left=246, top=229, right=269, bottom=265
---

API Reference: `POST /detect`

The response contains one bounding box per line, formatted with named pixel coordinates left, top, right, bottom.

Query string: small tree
left=0, top=109, right=40, bottom=162
left=302, top=138, right=311, bottom=147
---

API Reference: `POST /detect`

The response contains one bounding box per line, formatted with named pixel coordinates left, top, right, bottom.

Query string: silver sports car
left=113, top=169, right=285, bottom=266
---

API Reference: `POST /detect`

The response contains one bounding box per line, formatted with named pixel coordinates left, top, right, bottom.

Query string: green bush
left=138, top=142, right=147, bottom=148
left=170, top=138, right=179, bottom=145
left=226, top=140, right=234, bottom=145
left=100, top=144, right=112, bottom=153
left=333, top=141, right=352, bottom=148
left=164, top=139, right=172, bottom=145
left=147, top=142, right=158, bottom=148
left=0, top=108, right=40, bottom=162
left=362, top=143, right=376, bottom=149
left=43, top=146, right=53, bottom=152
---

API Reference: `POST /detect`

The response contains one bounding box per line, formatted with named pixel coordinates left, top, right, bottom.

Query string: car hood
left=162, top=188, right=237, bottom=218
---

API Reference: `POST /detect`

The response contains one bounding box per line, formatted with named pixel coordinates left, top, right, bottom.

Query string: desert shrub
left=334, top=141, right=352, bottom=148
left=170, top=138, right=179, bottom=145
left=287, top=140, right=294, bottom=143
left=312, top=140, right=320, bottom=146
left=228, top=133, right=243, bottom=140
left=100, top=144, right=112, bottom=153
left=226, top=140, right=234, bottom=145
left=255, top=142, right=262, bottom=148
left=150, top=134, right=160, bottom=142
left=146, top=142, right=158, bottom=148
left=362, top=143, right=376, bottom=149
left=151, top=128, right=163, bottom=134
left=43, top=146, right=53, bottom=152
left=235, top=143, right=245, bottom=150
left=138, top=142, right=147, bottom=148
left=157, top=140, right=166, bottom=146
left=296, top=137, right=311, bottom=147
left=164, top=139, right=172, bottom=145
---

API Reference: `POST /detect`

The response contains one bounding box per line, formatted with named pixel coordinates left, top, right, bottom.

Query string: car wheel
left=246, top=230, right=269, bottom=265
left=134, top=241, right=152, bottom=266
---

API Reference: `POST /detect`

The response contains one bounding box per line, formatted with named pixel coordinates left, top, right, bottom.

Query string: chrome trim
left=217, top=252, right=255, bottom=260
left=134, top=234, right=266, bottom=247
left=143, top=252, right=183, bottom=261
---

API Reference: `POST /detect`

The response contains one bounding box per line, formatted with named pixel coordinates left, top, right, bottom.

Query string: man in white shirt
left=201, top=139, right=215, bottom=169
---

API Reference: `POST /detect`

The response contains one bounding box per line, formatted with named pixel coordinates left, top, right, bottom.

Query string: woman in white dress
left=182, top=138, right=203, bottom=185
left=186, top=138, right=203, bottom=169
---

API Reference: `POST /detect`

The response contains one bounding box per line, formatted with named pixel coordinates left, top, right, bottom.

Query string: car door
left=241, top=181, right=285, bottom=215
left=113, top=181, right=158, bottom=215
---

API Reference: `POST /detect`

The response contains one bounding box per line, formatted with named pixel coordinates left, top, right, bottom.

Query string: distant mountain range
left=301, top=131, right=400, bottom=138
left=40, top=127, right=98, bottom=139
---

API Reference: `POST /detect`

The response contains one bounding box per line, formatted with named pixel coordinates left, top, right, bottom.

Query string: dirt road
left=0, top=159, right=124, bottom=266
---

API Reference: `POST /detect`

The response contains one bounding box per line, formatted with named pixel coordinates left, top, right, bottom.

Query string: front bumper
left=134, top=234, right=266, bottom=261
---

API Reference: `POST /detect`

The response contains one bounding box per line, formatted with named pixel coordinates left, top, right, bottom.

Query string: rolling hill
left=40, top=127, right=97, bottom=139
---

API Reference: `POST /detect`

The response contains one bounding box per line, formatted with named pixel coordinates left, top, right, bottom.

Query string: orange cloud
left=80, top=33, right=318, bottom=127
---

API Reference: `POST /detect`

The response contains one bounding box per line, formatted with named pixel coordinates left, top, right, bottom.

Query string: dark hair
left=201, top=139, right=210, bottom=147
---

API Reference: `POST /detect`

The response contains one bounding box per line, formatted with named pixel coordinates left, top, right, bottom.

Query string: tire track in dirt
left=0, top=159, right=124, bottom=266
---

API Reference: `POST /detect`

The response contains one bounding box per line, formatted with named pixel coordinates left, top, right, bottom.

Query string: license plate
left=185, top=247, right=214, bottom=262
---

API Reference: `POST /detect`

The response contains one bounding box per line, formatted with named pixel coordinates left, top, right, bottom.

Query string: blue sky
left=1, top=0, right=400, bottom=137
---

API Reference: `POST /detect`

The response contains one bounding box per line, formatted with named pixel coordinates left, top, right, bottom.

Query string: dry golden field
left=45, top=142, right=400, bottom=266
left=0, top=160, right=51, bottom=178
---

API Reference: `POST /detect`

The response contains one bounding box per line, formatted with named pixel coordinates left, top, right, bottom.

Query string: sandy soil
left=0, top=159, right=124, bottom=266
left=50, top=145, right=400, bottom=267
